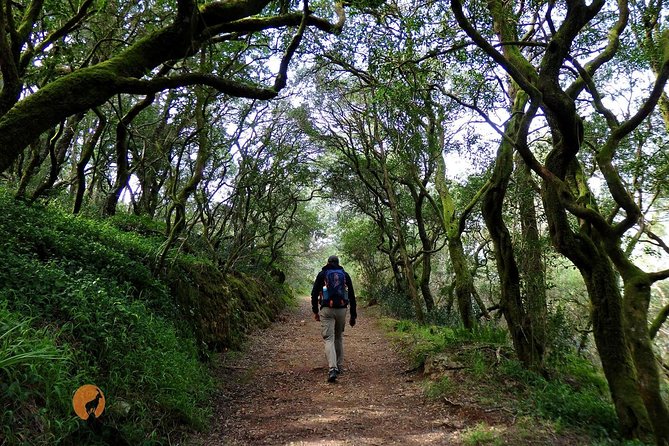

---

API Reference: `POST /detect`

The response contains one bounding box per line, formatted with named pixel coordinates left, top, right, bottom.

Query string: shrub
left=500, top=359, right=617, bottom=435
left=377, top=285, right=417, bottom=320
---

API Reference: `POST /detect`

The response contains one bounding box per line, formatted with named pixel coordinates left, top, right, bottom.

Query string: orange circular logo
left=72, top=385, right=105, bottom=420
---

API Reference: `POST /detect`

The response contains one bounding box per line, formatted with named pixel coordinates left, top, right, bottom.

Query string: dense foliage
left=0, top=191, right=291, bottom=445
left=387, top=319, right=623, bottom=442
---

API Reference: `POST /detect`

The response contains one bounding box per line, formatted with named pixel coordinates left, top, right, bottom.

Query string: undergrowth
left=0, top=191, right=290, bottom=445
left=384, top=317, right=629, bottom=444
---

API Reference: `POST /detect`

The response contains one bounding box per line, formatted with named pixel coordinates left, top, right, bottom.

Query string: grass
left=499, top=359, right=617, bottom=435
left=1, top=305, right=83, bottom=445
left=385, top=318, right=509, bottom=369
left=384, top=316, right=628, bottom=444
left=424, top=375, right=454, bottom=399
left=0, top=314, right=63, bottom=369
left=462, top=423, right=504, bottom=446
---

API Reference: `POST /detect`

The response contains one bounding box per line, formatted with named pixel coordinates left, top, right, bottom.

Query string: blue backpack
left=321, top=268, right=349, bottom=308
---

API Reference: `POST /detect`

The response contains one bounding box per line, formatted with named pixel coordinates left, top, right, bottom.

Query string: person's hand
left=350, top=317, right=356, bottom=327
left=314, top=313, right=320, bottom=322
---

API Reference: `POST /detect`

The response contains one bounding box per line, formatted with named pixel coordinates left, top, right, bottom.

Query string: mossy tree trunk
left=543, top=172, right=652, bottom=437
left=73, top=110, right=106, bottom=214
left=102, top=94, right=156, bottom=216
left=173, top=86, right=211, bottom=236
left=30, top=113, right=85, bottom=202
left=15, top=130, right=58, bottom=199
left=515, top=153, right=548, bottom=371
left=452, top=0, right=669, bottom=438
left=379, top=144, right=424, bottom=322
left=445, top=237, right=473, bottom=328
left=538, top=69, right=659, bottom=443
left=158, top=86, right=212, bottom=269
left=608, top=243, right=669, bottom=443
left=405, top=180, right=436, bottom=312
left=426, top=100, right=483, bottom=329
left=134, top=97, right=173, bottom=218
left=482, top=91, right=545, bottom=371
left=134, top=136, right=165, bottom=219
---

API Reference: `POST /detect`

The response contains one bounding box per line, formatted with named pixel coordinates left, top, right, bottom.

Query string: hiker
left=311, top=255, right=357, bottom=383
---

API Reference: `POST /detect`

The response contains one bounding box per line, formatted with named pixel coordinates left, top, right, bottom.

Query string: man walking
left=311, top=255, right=357, bottom=383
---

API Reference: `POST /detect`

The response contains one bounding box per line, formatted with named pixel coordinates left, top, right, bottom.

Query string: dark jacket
left=311, top=263, right=357, bottom=319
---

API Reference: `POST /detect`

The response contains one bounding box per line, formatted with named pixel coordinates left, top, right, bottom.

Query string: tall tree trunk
left=419, top=252, right=435, bottom=312
left=538, top=84, right=656, bottom=437
left=576, top=241, right=651, bottom=438
left=73, top=110, right=106, bottom=214
left=134, top=82, right=173, bottom=217
left=408, top=184, right=435, bottom=312
left=427, top=102, right=480, bottom=329
left=173, top=90, right=210, bottom=234
left=482, top=91, right=545, bottom=371
left=15, top=133, right=56, bottom=199
left=158, top=86, right=212, bottom=269
left=541, top=153, right=651, bottom=438
left=102, top=94, right=155, bottom=217
left=30, top=113, right=84, bottom=202
left=609, top=246, right=669, bottom=444
left=447, top=237, right=474, bottom=328
left=380, top=149, right=424, bottom=322
left=135, top=124, right=169, bottom=218
left=515, top=153, right=548, bottom=370
left=389, top=253, right=406, bottom=294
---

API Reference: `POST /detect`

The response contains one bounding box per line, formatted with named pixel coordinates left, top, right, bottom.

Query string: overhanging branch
left=650, top=302, right=669, bottom=339
left=649, top=269, right=669, bottom=282
left=614, top=33, right=669, bottom=140
left=116, top=73, right=278, bottom=99
left=274, top=0, right=310, bottom=91
left=203, top=9, right=344, bottom=39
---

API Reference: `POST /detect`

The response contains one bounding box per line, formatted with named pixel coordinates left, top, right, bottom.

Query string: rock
left=424, top=353, right=465, bottom=379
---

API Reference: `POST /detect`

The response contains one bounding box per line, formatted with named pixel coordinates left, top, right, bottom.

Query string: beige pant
left=320, top=307, right=347, bottom=371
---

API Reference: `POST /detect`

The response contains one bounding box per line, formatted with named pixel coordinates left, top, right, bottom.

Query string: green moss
left=168, top=260, right=293, bottom=351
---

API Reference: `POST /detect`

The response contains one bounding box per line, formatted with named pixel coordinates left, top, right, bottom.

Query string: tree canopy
left=2, top=0, right=669, bottom=444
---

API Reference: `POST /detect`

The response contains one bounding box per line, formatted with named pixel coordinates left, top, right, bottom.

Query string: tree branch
left=116, top=73, right=278, bottom=99
left=565, top=0, right=629, bottom=98
left=649, top=269, right=669, bottom=283
left=650, top=302, right=669, bottom=339
left=203, top=8, right=344, bottom=38
left=645, top=228, right=669, bottom=255
left=613, top=31, right=669, bottom=141
left=0, top=0, right=21, bottom=114
left=450, top=0, right=541, bottom=100
left=458, top=179, right=491, bottom=235
left=274, top=0, right=309, bottom=91
left=19, top=0, right=96, bottom=72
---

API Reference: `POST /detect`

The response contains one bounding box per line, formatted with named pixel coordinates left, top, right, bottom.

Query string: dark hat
left=327, top=255, right=339, bottom=265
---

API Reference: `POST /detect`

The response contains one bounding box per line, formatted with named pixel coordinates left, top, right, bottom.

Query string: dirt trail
left=192, top=296, right=480, bottom=446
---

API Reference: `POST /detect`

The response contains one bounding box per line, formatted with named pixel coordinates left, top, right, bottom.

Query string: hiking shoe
left=327, top=369, right=338, bottom=383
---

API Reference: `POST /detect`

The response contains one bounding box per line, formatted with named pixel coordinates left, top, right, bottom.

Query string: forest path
left=191, top=296, right=478, bottom=446
left=191, top=297, right=570, bottom=446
